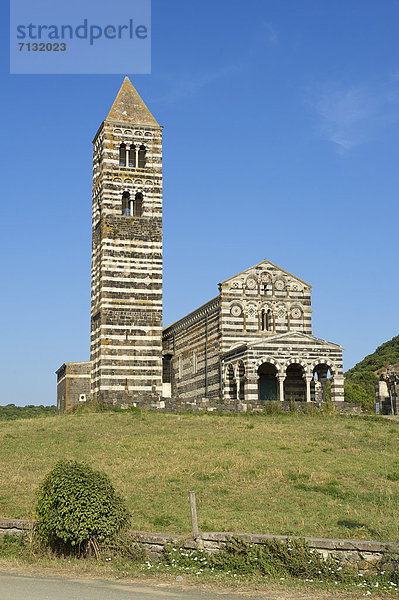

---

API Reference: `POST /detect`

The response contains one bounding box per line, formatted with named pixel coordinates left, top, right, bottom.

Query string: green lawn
left=1, top=411, right=398, bottom=542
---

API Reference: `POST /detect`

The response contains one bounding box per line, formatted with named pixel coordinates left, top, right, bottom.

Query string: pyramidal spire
left=107, top=76, right=159, bottom=126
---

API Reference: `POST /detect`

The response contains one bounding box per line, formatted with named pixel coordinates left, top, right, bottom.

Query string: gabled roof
left=106, top=76, right=159, bottom=127
left=219, top=259, right=311, bottom=288
left=222, top=331, right=343, bottom=360
left=239, top=331, right=343, bottom=350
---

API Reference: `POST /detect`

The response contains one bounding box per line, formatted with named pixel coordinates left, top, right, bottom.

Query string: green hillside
left=0, top=410, right=398, bottom=543
left=344, top=334, right=399, bottom=410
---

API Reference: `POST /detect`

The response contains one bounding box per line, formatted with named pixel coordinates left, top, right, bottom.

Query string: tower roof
left=106, top=76, right=159, bottom=127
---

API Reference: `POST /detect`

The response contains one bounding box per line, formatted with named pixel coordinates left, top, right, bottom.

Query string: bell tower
left=90, top=77, right=163, bottom=403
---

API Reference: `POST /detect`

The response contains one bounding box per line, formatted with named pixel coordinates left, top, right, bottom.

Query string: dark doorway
left=284, top=363, right=306, bottom=402
left=258, top=362, right=278, bottom=401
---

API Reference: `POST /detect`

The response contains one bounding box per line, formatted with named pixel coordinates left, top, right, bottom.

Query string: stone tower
left=90, top=77, right=163, bottom=403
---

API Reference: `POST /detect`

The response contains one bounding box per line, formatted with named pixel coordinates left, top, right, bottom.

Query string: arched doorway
left=284, top=363, right=306, bottom=402
left=258, top=362, right=278, bottom=401
left=312, top=364, right=333, bottom=402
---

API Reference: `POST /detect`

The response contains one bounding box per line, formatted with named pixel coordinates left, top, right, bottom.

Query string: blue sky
left=1, top=0, right=398, bottom=406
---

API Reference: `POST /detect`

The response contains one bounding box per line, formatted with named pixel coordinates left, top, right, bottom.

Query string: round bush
left=36, top=460, right=130, bottom=551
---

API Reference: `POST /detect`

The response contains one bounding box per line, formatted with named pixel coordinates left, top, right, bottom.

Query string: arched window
left=129, top=144, right=136, bottom=167
left=133, top=192, right=143, bottom=217
left=261, top=309, right=265, bottom=331
left=138, top=145, right=146, bottom=168
left=119, top=143, right=126, bottom=167
left=121, top=191, right=130, bottom=215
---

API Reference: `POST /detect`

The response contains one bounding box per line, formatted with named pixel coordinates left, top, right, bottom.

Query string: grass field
left=0, top=410, right=398, bottom=542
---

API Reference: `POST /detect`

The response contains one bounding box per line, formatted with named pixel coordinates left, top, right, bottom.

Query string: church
left=56, top=78, right=344, bottom=412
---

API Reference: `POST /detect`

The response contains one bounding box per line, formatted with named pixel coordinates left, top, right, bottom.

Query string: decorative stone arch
left=273, top=277, right=286, bottom=293
left=260, top=271, right=271, bottom=284
left=289, top=303, right=304, bottom=327
left=245, top=275, right=258, bottom=290
left=254, top=356, right=283, bottom=374
left=289, top=280, right=303, bottom=292
left=260, top=302, right=272, bottom=311
left=309, top=358, right=337, bottom=377
left=229, top=301, right=244, bottom=319
left=284, top=358, right=310, bottom=376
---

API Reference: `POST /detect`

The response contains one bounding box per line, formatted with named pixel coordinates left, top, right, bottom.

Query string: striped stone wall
left=90, top=81, right=163, bottom=403
left=163, top=260, right=344, bottom=406
left=222, top=333, right=344, bottom=405
left=163, top=298, right=221, bottom=400
left=219, top=259, right=312, bottom=353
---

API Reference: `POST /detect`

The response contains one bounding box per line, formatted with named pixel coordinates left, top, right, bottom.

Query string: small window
left=133, top=192, right=143, bottom=217
left=129, top=144, right=136, bottom=167
left=138, top=145, right=146, bottom=168
left=193, top=350, right=197, bottom=374
left=163, top=355, right=172, bottom=383
left=119, top=143, right=126, bottom=167
left=121, top=191, right=130, bottom=215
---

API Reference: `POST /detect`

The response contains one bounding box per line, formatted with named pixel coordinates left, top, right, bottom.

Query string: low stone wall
left=0, top=518, right=33, bottom=537
left=119, top=397, right=362, bottom=415
left=1, top=519, right=396, bottom=574
left=127, top=531, right=398, bottom=574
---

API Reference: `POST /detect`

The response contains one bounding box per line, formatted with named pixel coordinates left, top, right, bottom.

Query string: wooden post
left=189, top=491, right=199, bottom=537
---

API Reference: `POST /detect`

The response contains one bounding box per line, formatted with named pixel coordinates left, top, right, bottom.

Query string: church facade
left=56, top=78, right=344, bottom=412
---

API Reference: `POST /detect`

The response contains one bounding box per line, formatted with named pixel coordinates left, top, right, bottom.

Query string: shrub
left=36, top=460, right=130, bottom=555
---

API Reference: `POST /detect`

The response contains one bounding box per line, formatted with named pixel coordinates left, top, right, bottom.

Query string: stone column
left=277, top=374, right=286, bottom=402
left=304, top=375, right=312, bottom=402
